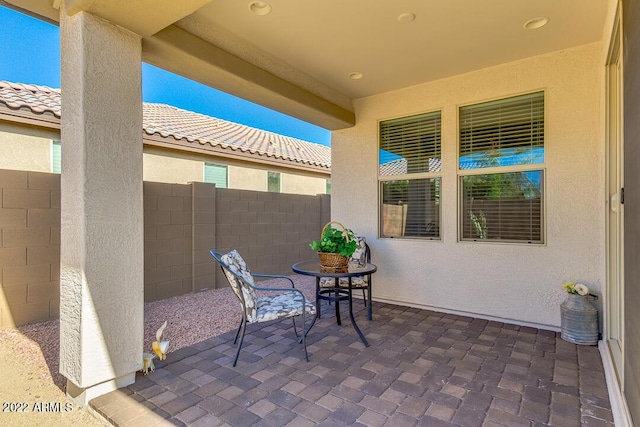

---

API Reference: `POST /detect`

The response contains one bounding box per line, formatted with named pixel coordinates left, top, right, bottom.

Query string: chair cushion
left=350, top=236, right=367, bottom=267
left=221, top=250, right=258, bottom=322
left=319, top=236, right=369, bottom=288
left=319, top=276, right=368, bottom=288
left=256, top=291, right=316, bottom=323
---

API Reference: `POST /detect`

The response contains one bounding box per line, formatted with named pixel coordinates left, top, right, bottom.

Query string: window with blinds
left=268, top=171, right=281, bottom=193
left=379, top=111, right=441, bottom=239
left=379, top=111, right=441, bottom=176
left=458, top=92, right=545, bottom=243
left=52, top=140, right=61, bottom=174
left=204, top=163, right=228, bottom=188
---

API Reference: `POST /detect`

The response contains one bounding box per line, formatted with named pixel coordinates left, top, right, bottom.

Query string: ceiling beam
left=143, top=25, right=355, bottom=131
left=62, top=0, right=214, bottom=37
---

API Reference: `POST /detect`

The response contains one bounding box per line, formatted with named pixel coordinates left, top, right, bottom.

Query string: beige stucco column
left=59, top=9, right=144, bottom=405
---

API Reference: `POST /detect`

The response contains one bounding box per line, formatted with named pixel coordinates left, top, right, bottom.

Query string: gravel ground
left=0, top=275, right=316, bottom=426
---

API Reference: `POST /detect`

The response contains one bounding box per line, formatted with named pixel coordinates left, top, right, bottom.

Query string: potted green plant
left=310, top=221, right=358, bottom=270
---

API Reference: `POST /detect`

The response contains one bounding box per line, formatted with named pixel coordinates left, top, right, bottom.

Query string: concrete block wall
left=146, top=182, right=329, bottom=298
left=0, top=170, right=330, bottom=326
left=214, top=189, right=330, bottom=286
left=192, top=182, right=217, bottom=293
left=143, top=181, right=194, bottom=302
left=0, top=169, right=60, bottom=327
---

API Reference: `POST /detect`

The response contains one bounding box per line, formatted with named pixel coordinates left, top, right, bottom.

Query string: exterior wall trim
left=600, top=341, right=634, bottom=427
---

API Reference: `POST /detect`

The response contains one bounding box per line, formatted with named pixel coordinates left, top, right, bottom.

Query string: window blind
left=380, top=178, right=440, bottom=239
left=52, top=140, right=61, bottom=174
left=204, top=163, right=228, bottom=188
left=461, top=172, right=543, bottom=242
left=380, top=111, right=441, bottom=175
left=459, top=91, right=544, bottom=169
left=458, top=92, right=544, bottom=243
left=268, top=171, right=281, bottom=193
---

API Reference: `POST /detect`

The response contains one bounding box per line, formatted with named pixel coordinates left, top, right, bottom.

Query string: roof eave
left=0, top=107, right=60, bottom=129
left=143, top=132, right=330, bottom=175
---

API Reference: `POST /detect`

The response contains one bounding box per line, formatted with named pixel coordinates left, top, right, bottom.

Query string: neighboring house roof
left=379, top=157, right=441, bottom=175
left=379, top=158, right=407, bottom=175
left=0, top=81, right=331, bottom=172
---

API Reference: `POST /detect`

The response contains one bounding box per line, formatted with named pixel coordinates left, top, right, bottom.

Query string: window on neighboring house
left=52, top=140, right=61, bottom=174
left=458, top=91, right=545, bottom=243
left=325, top=179, right=331, bottom=194
left=203, top=162, right=228, bottom=188
left=268, top=171, right=281, bottom=193
left=379, top=111, right=441, bottom=239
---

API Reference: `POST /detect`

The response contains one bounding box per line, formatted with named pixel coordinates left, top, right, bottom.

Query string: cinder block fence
left=0, top=169, right=330, bottom=327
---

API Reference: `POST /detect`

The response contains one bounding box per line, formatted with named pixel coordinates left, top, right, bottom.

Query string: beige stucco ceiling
left=181, top=0, right=610, bottom=100
left=3, top=0, right=612, bottom=130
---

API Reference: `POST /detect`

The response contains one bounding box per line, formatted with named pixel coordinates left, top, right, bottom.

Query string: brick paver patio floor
left=90, top=300, right=615, bottom=426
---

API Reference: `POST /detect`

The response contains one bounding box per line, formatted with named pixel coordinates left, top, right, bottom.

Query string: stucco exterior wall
left=282, top=172, right=327, bottom=195
left=59, top=10, right=144, bottom=395
left=228, top=164, right=267, bottom=191
left=143, top=152, right=203, bottom=184
left=0, top=131, right=52, bottom=173
left=332, top=43, right=605, bottom=329
left=0, top=133, right=330, bottom=195
left=142, top=155, right=329, bottom=195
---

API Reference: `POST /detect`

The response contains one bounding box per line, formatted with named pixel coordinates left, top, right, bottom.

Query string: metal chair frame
left=210, top=250, right=317, bottom=367
left=320, top=243, right=373, bottom=320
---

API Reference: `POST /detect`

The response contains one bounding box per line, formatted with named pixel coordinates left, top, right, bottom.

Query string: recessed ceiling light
left=397, top=13, right=416, bottom=24
left=349, top=72, right=364, bottom=80
left=249, top=1, right=272, bottom=16
left=524, top=17, right=549, bottom=30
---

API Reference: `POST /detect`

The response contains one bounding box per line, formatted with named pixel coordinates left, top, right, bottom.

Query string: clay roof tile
left=0, top=81, right=331, bottom=170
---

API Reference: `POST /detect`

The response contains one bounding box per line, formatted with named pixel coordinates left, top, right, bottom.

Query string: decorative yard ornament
left=152, top=320, right=170, bottom=360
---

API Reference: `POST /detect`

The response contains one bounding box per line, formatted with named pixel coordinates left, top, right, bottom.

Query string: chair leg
left=232, top=318, right=247, bottom=367
left=367, top=281, right=372, bottom=321
left=298, top=311, right=318, bottom=343
left=292, top=316, right=299, bottom=337
left=315, top=277, right=322, bottom=318
left=233, top=318, right=244, bottom=344
left=304, top=313, right=317, bottom=337
left=291, top=314, right=313, bottom=362
left=301, top=312, right=309, bottom=362
left=362, top=288, right=367, bottom=306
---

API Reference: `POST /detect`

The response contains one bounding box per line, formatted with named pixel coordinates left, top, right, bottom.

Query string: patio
left=90, top=294, right=614, bottom=427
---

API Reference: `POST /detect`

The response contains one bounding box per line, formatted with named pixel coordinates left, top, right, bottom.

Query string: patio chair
left=319, top=236, right=373, bottom=320
left=210, top=249, right=317, bottom=366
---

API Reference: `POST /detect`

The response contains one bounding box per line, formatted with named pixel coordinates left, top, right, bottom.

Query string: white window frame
left=268, top=171, right=281, bottom=193
left=378, top=110, right=442, bottom=240
left=457, top=91, right=546, bottom=244
left=51, top=140, right=61, bottom=174
left=203, top=162, right=228, bottom=188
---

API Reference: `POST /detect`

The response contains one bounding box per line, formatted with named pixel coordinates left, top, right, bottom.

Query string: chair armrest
left=250, top=285, right=297, bottom=292
left=249, top=273, right=296, bottom=291
left=249, top=284, right=311, bottom=310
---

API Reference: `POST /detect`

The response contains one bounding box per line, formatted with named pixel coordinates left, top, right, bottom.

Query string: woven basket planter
left=318, top=252, right=349, bottom=270
left=317, top=221, right=351, bottom=271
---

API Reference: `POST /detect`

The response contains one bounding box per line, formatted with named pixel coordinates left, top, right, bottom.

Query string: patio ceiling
left=2, top=0, right=610, bottom=130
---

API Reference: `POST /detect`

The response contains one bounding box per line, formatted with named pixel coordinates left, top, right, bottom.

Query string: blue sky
left=0, top=5, right=330, bottom=146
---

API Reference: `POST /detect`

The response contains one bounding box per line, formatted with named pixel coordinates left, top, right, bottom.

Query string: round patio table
left=292, top=260, right=377, bottom=347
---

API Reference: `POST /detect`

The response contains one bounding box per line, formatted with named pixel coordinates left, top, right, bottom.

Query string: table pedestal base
left=316, top=277, right=369, bottom=347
